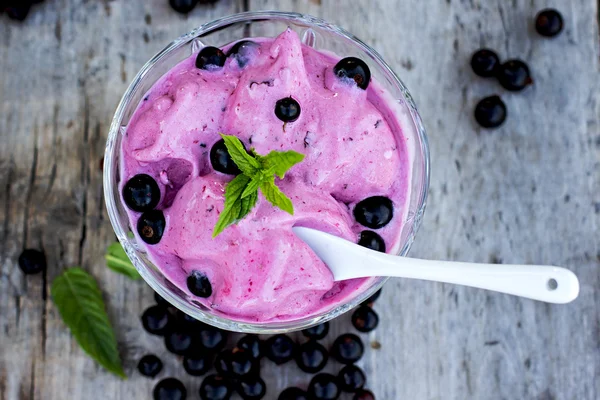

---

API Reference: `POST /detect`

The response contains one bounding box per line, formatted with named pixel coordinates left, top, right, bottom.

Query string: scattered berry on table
left=237, top=335, right=264, bottom=360
left=338, top=365, right=366, bottom=392
left=308, top=373, right=340, bottom=400
left=164, top=329, right=194, bottom=355
left=236, top=375, right=267, bottom=400
left=265, top=334, right=296, bottom=364
left=351, top=305, right=379, bottom=333
left=470, top=49, right=500, bottom=77
left=153, top=378, right=187, bottom=400
left=230, top=349, right=257, bottom=378
left=183, top=352, right=211, bottom=376
left=200, top=374, right=233, bottom=400
left=215, top=350, right=233, bottom=376
left=295, top=340, right=329, bottom=373
left=331, top=334, right=364, bottom=364
left=302, top=321, right=329, bottom=340
left=198, top=326, right=227, bottom=352
left=18, top=249, right=46, bottom=275
left=141, top=305, right=172, bottom=336
left=169, top=0, right=198, bottom=14
left=138, top=354, right=163, bottom=378
left=353, top=389, right=376, bottom=400
left=496, top=60, right=533, bottom=91
left=535, top=8, right=563, bottom=37
left=474, top=95, right=507, bottom=129
left=5, top=4, right=32, bottom=21
left=278, top=387, right=309, bottom=400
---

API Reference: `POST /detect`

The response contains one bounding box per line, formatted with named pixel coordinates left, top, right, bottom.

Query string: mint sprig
left=51, top=268, right=126, bottom=378
left=212, top=134, right=304, bottom=237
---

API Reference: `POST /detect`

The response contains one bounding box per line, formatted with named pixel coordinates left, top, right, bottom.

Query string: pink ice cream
left=120, top=30, right=412, bottom=322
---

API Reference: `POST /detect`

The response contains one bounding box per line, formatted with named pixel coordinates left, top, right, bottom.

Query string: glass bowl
left=104, top=11, right=429, bottom=333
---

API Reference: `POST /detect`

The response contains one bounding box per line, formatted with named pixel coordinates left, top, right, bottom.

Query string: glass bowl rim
left=103, top=10, right=430, bottom=333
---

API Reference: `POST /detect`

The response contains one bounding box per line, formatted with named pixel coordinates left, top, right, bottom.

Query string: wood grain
left=1, top=0, right=598, bottom=399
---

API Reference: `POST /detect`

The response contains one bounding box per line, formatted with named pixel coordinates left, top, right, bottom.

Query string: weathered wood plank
left=1, top=0, right=598, bottom=399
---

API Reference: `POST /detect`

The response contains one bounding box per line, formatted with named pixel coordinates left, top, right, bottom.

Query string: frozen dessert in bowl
left=104, top=11, right=429, bottom=333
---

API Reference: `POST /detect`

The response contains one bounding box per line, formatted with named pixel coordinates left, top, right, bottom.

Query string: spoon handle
left=352, top=254, right=579, bottom=304
left=292, top=227, right=579, bottom=304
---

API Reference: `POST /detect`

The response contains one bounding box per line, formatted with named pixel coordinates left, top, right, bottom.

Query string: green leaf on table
left=260, top=179, right=294, bottom=214
left=105, top=242, right=141, bottom=280
left=51, top=267, right=126, bottom=379
left=221, top=134, right=260, bottom=176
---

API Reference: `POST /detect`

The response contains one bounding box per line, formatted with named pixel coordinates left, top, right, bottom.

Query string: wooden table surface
left=1, top=1, right=598, bottom=399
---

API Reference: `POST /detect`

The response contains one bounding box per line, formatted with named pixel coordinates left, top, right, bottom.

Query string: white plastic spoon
left=292, top=227, right=579, bottom=304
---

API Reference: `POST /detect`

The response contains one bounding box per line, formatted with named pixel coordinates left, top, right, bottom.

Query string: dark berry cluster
left=140, top=289, right=383, bottom=399
left=470, top=8, right=563, bottom=129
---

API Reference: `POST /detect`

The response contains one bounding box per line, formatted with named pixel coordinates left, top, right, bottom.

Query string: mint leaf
left=260, top=179, right=294, bottom=214
left=105, top=242, right=141, bottom=280
left=221, top=134, right=260, bottom=176
left=241, top=177, right=261, bottom=199
left=51, top=268, right=126, bottom=379
left=260, top=150, right=305, bottom=179
left=240, top=189, right=258, bottom=218
left=212, top=174, right=251, bottom=237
